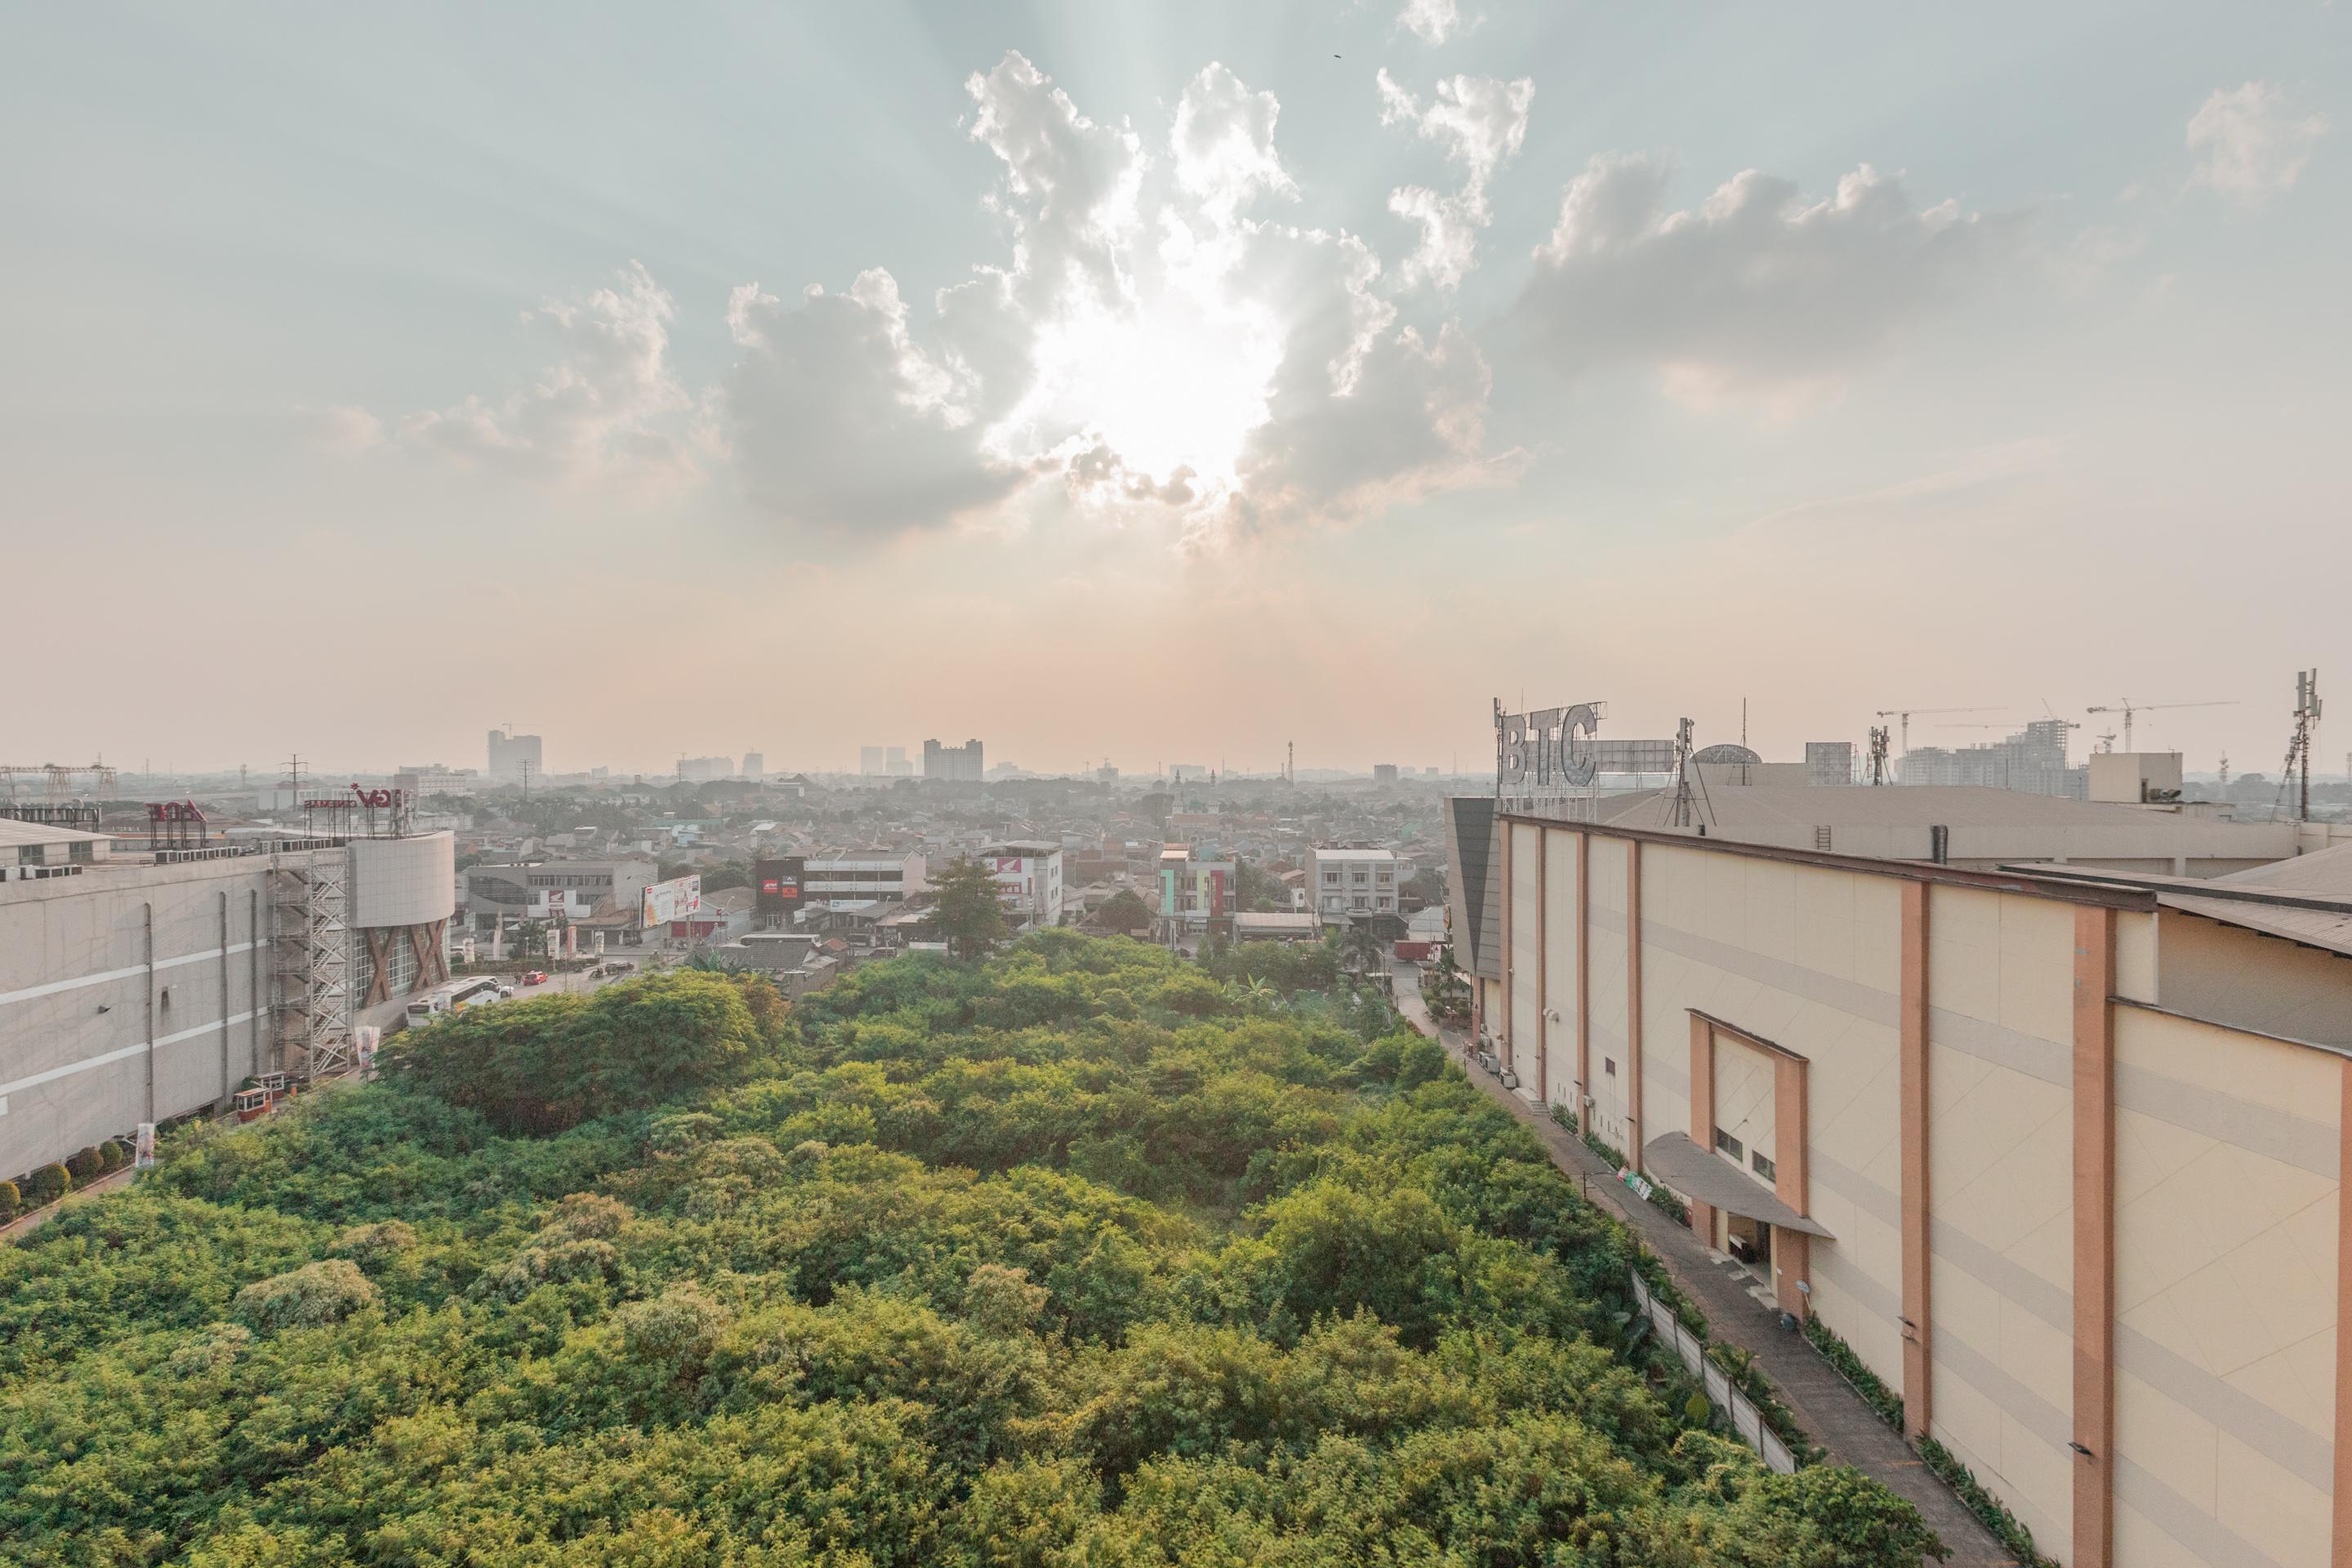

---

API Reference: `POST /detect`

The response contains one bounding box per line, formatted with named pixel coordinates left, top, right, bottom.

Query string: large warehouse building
left=1448, top=798, right=2352, bottom=1568
left=2, top=811, right=454, bottom=1184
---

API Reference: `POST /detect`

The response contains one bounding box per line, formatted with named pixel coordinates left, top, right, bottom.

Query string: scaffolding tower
left=272, top=845, right=353, bottom=1080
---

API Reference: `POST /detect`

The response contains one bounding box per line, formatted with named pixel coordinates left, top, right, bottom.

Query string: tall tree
left=932, top=856, right=1010, bottom=961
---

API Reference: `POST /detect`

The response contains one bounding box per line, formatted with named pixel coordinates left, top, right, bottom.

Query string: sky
left=4, top=1, right=2346, bottom=780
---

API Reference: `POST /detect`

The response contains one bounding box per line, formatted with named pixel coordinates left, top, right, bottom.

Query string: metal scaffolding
left=272, top=847, right=353, bottom=1080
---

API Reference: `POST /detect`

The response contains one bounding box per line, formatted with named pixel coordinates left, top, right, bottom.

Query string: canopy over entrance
left=1642, top=1133, right=1835, bottom=1239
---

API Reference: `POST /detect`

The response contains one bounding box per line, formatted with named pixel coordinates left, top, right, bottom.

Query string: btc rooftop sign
left=1495, top=699, right=1606, bottom=800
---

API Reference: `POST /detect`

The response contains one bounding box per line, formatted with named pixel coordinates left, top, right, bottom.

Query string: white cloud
left=2188, top=81, right=2328, bottom=206
left=722, top=270, right=1024, bottom=532
left=1517, top=155, right=2002, bottom=402
left=306, top=404, right=383, bottom=454
left=1398, top=0, right=1463, bottom=45
left=719, top=52, right=1506, bottom=544
left=358, top=55, right=1508, bottom=545
left=390, top=261, right=695, bottom=480
left=1377, top=70, right=1533, bottom=291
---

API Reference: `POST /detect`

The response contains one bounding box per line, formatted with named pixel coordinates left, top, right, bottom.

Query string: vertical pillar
left=1498, top=814, right=1512, bottom=1068
left=218, top=890, right=234, bottom=1111
left=1575, top=832, right=1591, bottom=1119
left=1900, top=880, right=1933, bottom=1441
left=2333, top=1058, right=2352, bottom=1566
left=2073, top=905, right=2117, bottom=1568
left=1688, top=1014, right=1716, bottom=1241
left=1773, top=1052, right=1812, bottom=1321
left=1625, top=840, right=1644, bottom=1173
left=248, top=889, right=261, bottom=1080
left=1535, top=831, right=1548, bottom=1103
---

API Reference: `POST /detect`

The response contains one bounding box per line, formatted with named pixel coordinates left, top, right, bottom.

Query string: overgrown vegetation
left=0, top=934, right=1945, bottom=1566
left=1918, top=1435, right=2057, bottom=1568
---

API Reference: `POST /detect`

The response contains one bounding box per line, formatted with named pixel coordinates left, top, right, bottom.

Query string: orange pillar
left=2072, top=905, right=2116, bottom=1568
left=1688, top=1014, right=1716, bottom=1242
left=1575, top=832, right=1591, bottom=1120
left=1625, top=840, right=1643, bottom=1173
left=1773, top=1051, right=1811, bottom=1322
left=2333, top=1057, right=2352, bottom=1566
left=1535, top=831, right=1548, bottom=1103
left=1900, top=880, right=1933, bottom=1441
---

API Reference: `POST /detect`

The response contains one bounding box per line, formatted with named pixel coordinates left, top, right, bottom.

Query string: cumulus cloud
left=721, top=52, right=1504, bottom=544
left=1377, top=70, right=1533, bottom=291
left=2188, top=82, right=2328, bottom=205
left=354, top=55, right=1508, bottom=545
left=1515, top=155, right=2001, bottom=402
left=723, top=271, right=1024, bottom=531
left=390, top=262, right=696, bottom=479
left=1398, top=0, right=1463, bottom=45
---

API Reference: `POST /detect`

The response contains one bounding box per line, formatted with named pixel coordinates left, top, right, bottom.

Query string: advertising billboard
left=641, top=874, right=703, bottom=927
left=754, top=857, right=804, bottom=922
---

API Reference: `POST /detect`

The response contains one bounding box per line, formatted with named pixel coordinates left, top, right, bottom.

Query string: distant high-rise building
left=886, top=746, right=911, bottom=777
left=859, top=746, right=885, bottom=776
left=679, top=755, right=734, bottom=782
left=487, top=728, right=544, bottom=782
left=1898, top=719, right=2083, bottom=796
left=742, top=751, right=764, bottom=782
left=924, top=738, right=984, bottom=782
left=1373, top=764, right=1400, bottom=786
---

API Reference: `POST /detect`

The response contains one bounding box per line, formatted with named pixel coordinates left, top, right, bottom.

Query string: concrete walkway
left=0, top=1165, right=138, bottom=1246
left=1388, top=963, right=2014, bottom=1567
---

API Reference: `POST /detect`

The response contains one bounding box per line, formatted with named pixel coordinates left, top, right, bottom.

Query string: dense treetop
left=0, top=938, right=1940, bottom=1566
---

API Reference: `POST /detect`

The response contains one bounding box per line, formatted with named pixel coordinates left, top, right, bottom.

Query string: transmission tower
left=2278, top=669, right=2323, bottom=822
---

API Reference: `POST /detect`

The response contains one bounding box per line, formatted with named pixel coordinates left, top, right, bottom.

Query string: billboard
left=755, top=857, right=804, bottom=921
left=641, top=874, right=703, bottom=927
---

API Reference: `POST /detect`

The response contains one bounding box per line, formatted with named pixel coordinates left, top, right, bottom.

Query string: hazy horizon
left=7, top=2, right=2345, bottom=779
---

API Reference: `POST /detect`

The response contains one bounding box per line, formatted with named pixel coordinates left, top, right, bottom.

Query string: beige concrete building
left=1455, top=806, right=2352, bottom=1568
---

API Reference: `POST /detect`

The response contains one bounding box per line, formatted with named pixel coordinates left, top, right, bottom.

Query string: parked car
left=521, top=970, right=549, bottom=986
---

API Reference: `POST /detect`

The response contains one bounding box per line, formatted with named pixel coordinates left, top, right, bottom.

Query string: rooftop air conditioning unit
left=1499, top=1069, right=1521, bottom=1090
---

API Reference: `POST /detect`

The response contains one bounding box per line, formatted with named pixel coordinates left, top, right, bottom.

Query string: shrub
left=1803, top=1315, right=1903, bottom=1432
left=0, top=1180, right=18, bottom=1219
left=98, top=1140, right=131, bottom=1172
left=232, top=1258, right=381, bottom=1331
left=65, top=1147, right=105, bottom=1181
left=24, top=1162, right=71, bottom=1203
left=1918, top=1434, right=2057, bottom=1567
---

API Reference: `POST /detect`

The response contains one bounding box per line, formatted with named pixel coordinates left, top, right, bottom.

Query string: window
left=69, top=840, right=94, bottom=863
left=1322, top=871, right=1340, bottom=884
left=1751, top=1151, right=1776, bottom=1182
left=1714, top=1127, right=1744, bottom=1160
left=18, top=844, right=46, bottom=866
left=1603, top=1057, right=1615, bottom=1077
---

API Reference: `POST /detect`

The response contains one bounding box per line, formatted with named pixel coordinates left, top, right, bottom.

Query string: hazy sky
left=5, top=2, right=2345, bottom=779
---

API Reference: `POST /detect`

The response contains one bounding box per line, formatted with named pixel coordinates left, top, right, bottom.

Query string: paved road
left=1388, top=961, right=2016, bottom=1567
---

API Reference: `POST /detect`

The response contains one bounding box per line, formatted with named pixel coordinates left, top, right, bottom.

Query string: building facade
left=1307, top=846, right=1401, bottom=920
left=486, top=728, right=543, bottom=782
left=464, top=858, right=656, bottom=933
left=982, top=841, right=1062, bottom=929
left=1460, top=809, right=2352, bottom=1568
left=924, top=737, right=985, bottom=781
left=1153, top=845, right=1234, bottom=944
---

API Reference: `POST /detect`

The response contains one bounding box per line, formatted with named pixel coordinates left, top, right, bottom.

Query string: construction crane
left=2082, top=698, right=2236, bottom=752
left=1876, top=707, right=1997, bottom=753
left=0, top=762, right=119, bottom=804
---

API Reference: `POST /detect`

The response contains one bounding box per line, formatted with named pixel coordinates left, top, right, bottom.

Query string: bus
left=403, top=974, right=513, bottom=1028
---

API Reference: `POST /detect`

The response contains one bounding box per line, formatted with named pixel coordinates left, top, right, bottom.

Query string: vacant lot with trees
left=0, top=938, right=1939, bottom=1566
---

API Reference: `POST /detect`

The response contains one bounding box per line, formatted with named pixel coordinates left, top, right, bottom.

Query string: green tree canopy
left=932, top=855, right=1011, bottom=960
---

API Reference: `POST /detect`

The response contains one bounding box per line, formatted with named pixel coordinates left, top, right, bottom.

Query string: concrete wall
left=1494, top=818, right=2350, bottom=1568
left=0, top=854, right=298, bottom=1180
left=2111, top=1002, right=2340, bottom=1568
left=2157, top=911, right=2352, bottom=1048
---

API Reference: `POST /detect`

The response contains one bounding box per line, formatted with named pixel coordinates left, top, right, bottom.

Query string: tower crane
left=1875, top=706, right=1998, bottom=754
left=2081, top=699, right=2236, bottom=751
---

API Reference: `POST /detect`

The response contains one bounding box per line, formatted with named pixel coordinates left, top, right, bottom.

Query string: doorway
left=1724, top=1212, right=1773, bottom=1287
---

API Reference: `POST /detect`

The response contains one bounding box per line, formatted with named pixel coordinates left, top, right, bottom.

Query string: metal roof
left=2216, top=840, right=2352, bottom=895
left=1642, top=1133, right=1835, bottom=1237
left=1596, top=784, right=2252, bottom=830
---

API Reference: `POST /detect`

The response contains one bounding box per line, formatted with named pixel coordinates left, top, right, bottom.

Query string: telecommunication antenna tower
left=1662, top=717, right=1712, bottom=828
left=1865, top=726, right=1891, bottom=786
left=2278, top=670, right=2322, bottom=822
